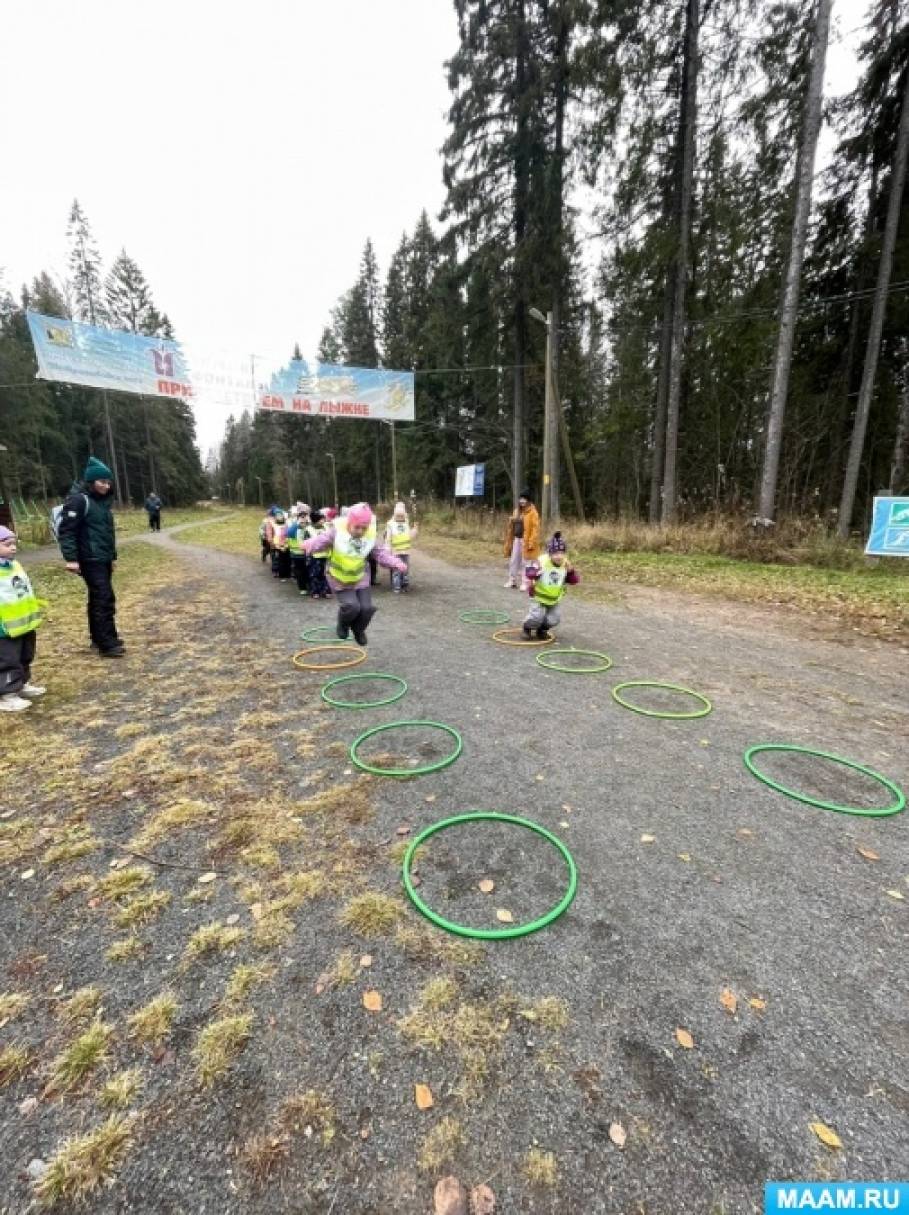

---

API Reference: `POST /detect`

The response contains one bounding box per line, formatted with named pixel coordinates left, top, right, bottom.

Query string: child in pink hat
left=0, top=526, right=46, bottom=712
left=302, top=503, right=406, bottom=645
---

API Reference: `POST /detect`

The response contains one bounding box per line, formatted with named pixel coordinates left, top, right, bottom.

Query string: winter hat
left=347, top=502, right=373, bottom=528
left=322, top=507, right=338, bottom=521
left=393, top=501, right=407, bottom=518
left=547, top=530, right=567, bottom=554
left=0, top=526, right=15, bottom=543
left=518, top=488, right=532, bottom=502
left=309, top=509, right=323, bottom=525
left=83, top=456, right=113, bottom=484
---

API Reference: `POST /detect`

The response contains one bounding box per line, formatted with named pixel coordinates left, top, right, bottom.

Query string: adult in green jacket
left=58, top=457, right=124, bottom=657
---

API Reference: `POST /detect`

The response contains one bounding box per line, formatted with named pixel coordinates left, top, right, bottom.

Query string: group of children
left=259, top=500, right=418, bottom=646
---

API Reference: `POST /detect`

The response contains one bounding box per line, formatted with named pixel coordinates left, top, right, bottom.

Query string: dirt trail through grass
left=2, top=527, right=907, bottom=1214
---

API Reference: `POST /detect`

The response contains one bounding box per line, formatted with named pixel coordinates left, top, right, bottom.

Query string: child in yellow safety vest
left=384, top=501, right=418, bottom=592
left=0, top=526, right=46, bottom=713
left=303, top=503, right=406, bottom=645
left=522, top=531, right=580, bottom=641
left=303, top=510, right=331, bottom=599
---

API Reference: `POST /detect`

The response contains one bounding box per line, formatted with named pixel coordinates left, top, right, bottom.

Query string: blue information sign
left=865, top=496, right=909, bottom=557
left=473, top=463, right=486, bottom=495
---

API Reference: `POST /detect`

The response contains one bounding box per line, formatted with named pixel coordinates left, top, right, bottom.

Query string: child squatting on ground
left=522, top=531, right=580, bottom=641
left=302, top=502, right=406, bottom=645
left=0, top=526, right=46, bottom=713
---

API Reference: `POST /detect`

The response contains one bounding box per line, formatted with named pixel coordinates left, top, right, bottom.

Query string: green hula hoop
left=402, top=812, right=578, bottom=940
left=536, top=648, right=613, bottom=674
left=744, top=743, right=906, bottom=818
left=611, top=680, right=712, bottom=719
left=349, top=720, right=463, bottom=777
left=459, top=609, right=510, bottom=625
left=321, top=672, right=408, bottom=710
left=300, top=625, right=348, bottom=645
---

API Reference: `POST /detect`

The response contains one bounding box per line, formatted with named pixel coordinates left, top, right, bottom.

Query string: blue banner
left=258, top=359, right=414, bottom=422
left=766, top=1182, right=909, bottom=1212
left=865, top=496, right=909, bottom=557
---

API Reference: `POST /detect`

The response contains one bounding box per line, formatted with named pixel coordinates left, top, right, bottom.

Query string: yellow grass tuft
left=277, top=1090, right=336, bottom=1145
left=418, top=1117, right=465, bottom=1172
left=34, top=1115, right=135, bottom=1207
left=127, top=993, right=177, bottom=1045
left=114, top=890, right=171, bottom=929
left=252, top=912, right=295, bottom=951
left=340, top=891, right=405, bottom=937
left=0, top=991, right=30, bottom=1025
left=239, top=1132, right=290, bottom=1183
left=58, top=985, right=103, bottom=1027
left=42, top=828, right=98, bottom=866
left=96, top=866, right=153, bottom=901
left=184, top=922, right=247, bottom=963
left=394, top=923, right=483, bottom=967
left=99, top=1068, right=143, bottom=1110
left=520, top=996, right=569, bottom=1032
left=524, top=1148, right=558, bottom=1186
left=223, top=963, right=275, bottom=1005
left=105, top=936, right=145, bottom=962
left=130, top=799, right=213, bottom=849
left=0, top=1043, right=32, bottom=1086
left=45, top=1020, right=112, bottom=1094
left=193, top=1013, right=253, bottom=1086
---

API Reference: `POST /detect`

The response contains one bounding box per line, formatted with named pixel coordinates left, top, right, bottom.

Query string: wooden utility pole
left=758, top=0, right=833, bottom=522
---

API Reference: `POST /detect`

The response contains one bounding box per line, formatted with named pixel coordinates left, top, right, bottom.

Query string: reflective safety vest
left=287, top=525, right=303, bottom=555
left=0, top=560, right=43, bottom=638
left=386, top=520, right=412, bottom=554
left=532, top=555, right=568, bottom=606
left=306, top=523, right=329, bottom=559
left=328, top=518, right=376, bottom=584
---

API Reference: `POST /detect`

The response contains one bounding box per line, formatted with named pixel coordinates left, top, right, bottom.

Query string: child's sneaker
left=0, top=694, right=32, bottom=712
left=20, top=683, right=47, bottom=698
left=503, top=579, right=516, bottom=588
left=522, top=626, right=534, bottom=640
left=336, top=624, right=350, bottom=640
left=536, top=628, right=551, bottom=641
left=353, top=630, right=368, bottom=646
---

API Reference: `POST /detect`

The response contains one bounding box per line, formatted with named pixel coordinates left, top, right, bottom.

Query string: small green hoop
left=536, top=648, right=613, bottom=674
left=458, top=609, right=510, bottom=625
left=321, top=673, right=408, bottom=709
left=744, top=743, right=906, bottom=817
left=611, top=680, right=712, bottom=719
left=349, top=720, right=463, bottom=777
left=300, top=625, right=348, bottom=645
left=402, top=811, right=578, bottom=940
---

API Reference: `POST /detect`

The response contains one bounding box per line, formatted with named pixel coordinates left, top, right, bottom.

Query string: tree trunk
left=143, top=397, right=157, bottom=492
left=838, top=64, right=909, bottom=536
left=757, top=0, right=833, bottom=522
left=512, top=0, right=530, bottom=500
left=661, top=0, right=700, bottom=524
left=891, top=373, right=909, bottom=495
left=649, top=275, right=675, bottom=522
left=101, top=390, right=124, bottom=506
left=548, top=3, right=570, bottom=520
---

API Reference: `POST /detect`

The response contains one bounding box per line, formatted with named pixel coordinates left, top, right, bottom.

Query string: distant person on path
left=384, top=500, right=418, bottom=592
left=0, top=525, right=46, bottom=712
left=58, top=456, right=124, bottom=658
left=522, top=531, right=579, bottom=641
left=302, top=502, right=406, bottom=645
left=145, top=491, right=163, bottom=531
left=503, top=489, right=540, bottom=589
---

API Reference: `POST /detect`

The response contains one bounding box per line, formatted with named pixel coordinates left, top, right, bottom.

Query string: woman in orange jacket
left=502, top=489, right=541, bottom=589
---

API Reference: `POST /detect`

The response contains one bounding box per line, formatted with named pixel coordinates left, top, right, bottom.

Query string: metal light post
left=529, top=307, right=557, bottom=530
left=326, top=452, right=338, bottom=510
left=386, top=421, right=398, bottom=501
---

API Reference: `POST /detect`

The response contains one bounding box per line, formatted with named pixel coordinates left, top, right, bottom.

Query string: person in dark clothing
left=145, top=492, right=162, bottom=531
left=58, top=456, right=124, bottom=658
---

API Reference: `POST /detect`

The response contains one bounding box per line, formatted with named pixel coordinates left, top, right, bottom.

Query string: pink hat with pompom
left=346, top=502, right=373, bottom=528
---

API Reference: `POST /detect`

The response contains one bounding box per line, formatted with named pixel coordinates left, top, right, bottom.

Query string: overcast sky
left=0, top=2, right=862, bottom=455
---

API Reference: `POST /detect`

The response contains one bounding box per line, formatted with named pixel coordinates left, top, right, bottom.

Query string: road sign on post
left=865, top=496, right=909, bottom=556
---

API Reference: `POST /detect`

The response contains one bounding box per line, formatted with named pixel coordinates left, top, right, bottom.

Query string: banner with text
left=257, top=358, right=414, bottom=421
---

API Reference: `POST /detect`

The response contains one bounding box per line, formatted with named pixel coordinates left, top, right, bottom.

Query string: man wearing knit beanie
left=57, top=456, right=124, bottom=657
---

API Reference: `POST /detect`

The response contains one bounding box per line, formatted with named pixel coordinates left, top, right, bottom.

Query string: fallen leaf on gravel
left=411, top=875, right=422, bottom=888
left=559, top=820, right=570, bottom=828
left=885, top=889, right=904, bottom=901
left=478, top=879, right=495, bottom=894
left=470, top=1182, right=496, bottom=1213
left=561, top=804, right=572, bottom=812
left=425, top=795, right=436, bottom=803
left=249, top=902, right=263, bottom=920
left=678, top=853, right=691, bottom=862
left=640, top=834, right=655, bottom=844
left=360, top=954, right=373, bottom=968
left=810, top=1121, right=842, bottom=1150
left=414, top=1083, right=434, bottom=1110
left=720, top=989, right=738, bottom=1015
left=396, top=824, right=411, bottom=836
left=87, top=896, right=101, bottom=909
left=608, top=1121, right=627, bottom=1148
left=675, top=1028, right=694, bottom=1049
left=363, top=990, right=383, bottom=1012
left=197, top=872, right=217, bottom=884
left=749, top=997, right=767, bottom=1012
left=434, top=1176, right=468, bottom=1215
left=535, top=774, right=544, bottom=782
left=314, top=972, right=331, bottom=995
left=109, top=858, right=128, bottom=869
left=496, top=909, right=514, bottom=923
left=856, top=846, right=880, bottom=861
left=225, top=914, right=240, bottom=925
left=737, top=828, right=753, bottom=838
left=20, top=869, right=34, bottom=881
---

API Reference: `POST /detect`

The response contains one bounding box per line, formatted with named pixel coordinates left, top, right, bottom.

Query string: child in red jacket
left=522, top=531, right=580, bottom=640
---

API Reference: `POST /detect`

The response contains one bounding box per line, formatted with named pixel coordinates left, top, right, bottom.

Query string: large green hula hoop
left=459, top=609, right=510, bottom=625
left=321, top=672, right=407, bottom=710
left=744, top=743, right=906, bottom=817
left=300, top=625, right=348, bottom=645
left=611, top=680, right=712, bottom=719
left=349, top=720, right=463, bottom=777
left=536, top=648, right=613, bottom=674
left=402, top=811, right=578, bottom=940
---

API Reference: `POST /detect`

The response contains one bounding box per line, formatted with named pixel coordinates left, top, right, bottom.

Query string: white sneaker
left=20, top=683, right=46, bottom=698
left=503, top=579, right=516, bottom=588
left=0, top=694, right=32, bottom=712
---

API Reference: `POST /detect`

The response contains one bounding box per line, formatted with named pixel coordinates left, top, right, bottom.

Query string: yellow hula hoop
left=292, top=645, right=367, bottom=671
left=491, top=627, right=556, bottom=647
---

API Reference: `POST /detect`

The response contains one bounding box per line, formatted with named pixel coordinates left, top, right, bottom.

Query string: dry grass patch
left=184, top=921, right=247, bottom=964
left=294, top=777, right=374, bottom=825
left=0, top=991, right=30, bottom=1025
left=127, top=993, right=177, bottom=1045
left=323, top=948, right=359, bottom=989
left=394, top=923, right=484, bottom=968
left=99, top=1068, right=143, bottom=1110
left=34, top=1114, right=135, bottom=1207
left=524, top=1148, right=558, bottom=1186
left=193, top=1013, right=253, bottom=1086
left=45, top=1020, right=112, bottom=1094
left=106, top=936, right=145, bottom=962
left=0, top=1043, right=32, bottom=1086
left=96, top=866, right=153, bottom=901
left=520, top=996, right=569, bottom=1032
left=58, top=985, right=103, bottom=1027
left=114, top=889, right=171, bottom=929
left=240, top=1132, right=290, bottom=1184
left=0, top=816, right=37, bottom=865
left=252, top=912, right=295, bottom=951
left=340, top=891, right=405, bottom=938
left=130, top=799, right=214, bottom=850
left=51, top=874, right=95, bottom=901
left=114, top=722, right=146, bottom=741
left=277, top=1090, right=336, bottom=1144
left=42, top=828, right=98, bottom=866
left=418, top=1116, right=465, bottom=1172
left=224, top=963, right=275, bottom=1005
